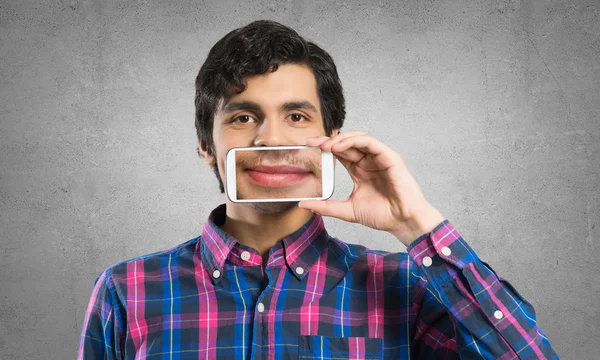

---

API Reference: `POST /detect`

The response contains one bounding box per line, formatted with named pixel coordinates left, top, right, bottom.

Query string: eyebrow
left=221, top=100, right=319, bottom=114
left=280, top=101, right=318, bottom=114
left=222, top=101, right=261, bottom=113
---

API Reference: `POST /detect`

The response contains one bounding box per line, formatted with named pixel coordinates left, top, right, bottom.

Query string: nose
left=253, top=118, right=290, bottom=147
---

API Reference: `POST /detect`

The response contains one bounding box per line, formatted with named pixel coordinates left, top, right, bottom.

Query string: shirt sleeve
left=406, top=219, right=559, bottom=359
left=78, top=270, right=124, bottom=360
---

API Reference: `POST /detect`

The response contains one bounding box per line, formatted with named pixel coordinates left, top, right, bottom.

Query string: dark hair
left=194, top=20, right=346, bottom=193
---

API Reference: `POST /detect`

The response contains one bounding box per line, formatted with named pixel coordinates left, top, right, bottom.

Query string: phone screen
left=234, top=147, right=323, bottom=200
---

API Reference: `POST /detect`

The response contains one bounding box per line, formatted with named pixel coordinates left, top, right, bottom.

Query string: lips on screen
left=236, top=148, right=323, bottom=200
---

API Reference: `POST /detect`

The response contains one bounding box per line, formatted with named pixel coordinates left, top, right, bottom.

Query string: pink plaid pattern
left=78, top=204, right=558, bottom=359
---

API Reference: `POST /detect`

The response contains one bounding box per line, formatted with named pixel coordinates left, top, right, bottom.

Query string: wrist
left=392, top=206, right=446, bottom=246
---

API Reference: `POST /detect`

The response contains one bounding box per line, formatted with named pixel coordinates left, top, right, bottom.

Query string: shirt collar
left=280, top=212, right=328, bottom=281
left=198, top=203, right=329, bottom=282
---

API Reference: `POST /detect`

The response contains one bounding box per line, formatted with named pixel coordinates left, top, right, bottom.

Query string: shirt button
left=212, top=269, right=221, bottom=279
left=257, top=302, right=265, bottom=313
left=423, top=256, right=433, bottom=267
left=441, top=246, right=452, bottom=256
left=240, top=251, right=251, bottom=261
left=494, top=310, right=504, bottom=319
left=295, top=267, right=305, bottom=275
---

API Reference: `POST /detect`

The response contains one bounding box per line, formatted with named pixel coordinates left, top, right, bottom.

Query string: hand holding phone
left=225, top=145, right=335, bottom=203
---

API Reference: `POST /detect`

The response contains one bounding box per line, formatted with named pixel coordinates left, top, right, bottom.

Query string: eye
left=288, top=113, right=308, bottom=122
left=231, top=115, right=256, bottom=124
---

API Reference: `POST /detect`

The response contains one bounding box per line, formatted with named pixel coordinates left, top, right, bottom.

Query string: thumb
left=298, top=200, right=355, bottom=223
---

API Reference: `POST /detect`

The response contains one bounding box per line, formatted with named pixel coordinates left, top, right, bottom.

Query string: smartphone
left=225, top=145, right=335, bottom=203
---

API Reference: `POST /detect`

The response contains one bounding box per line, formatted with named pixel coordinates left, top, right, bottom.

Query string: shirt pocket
left=298, top=335, right=382, bottom=360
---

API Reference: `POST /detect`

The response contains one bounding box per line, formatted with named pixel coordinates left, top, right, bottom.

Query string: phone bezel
left=225, top=145, right=335, bottom=203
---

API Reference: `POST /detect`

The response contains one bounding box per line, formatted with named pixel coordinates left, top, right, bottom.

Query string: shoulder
left=97, top=236, right=201, bottom=289
left=328, top=235, right=408, bottom=260
left=327, top=236, right=429, bottom=300
left=328, top=235, right=422, bottom=279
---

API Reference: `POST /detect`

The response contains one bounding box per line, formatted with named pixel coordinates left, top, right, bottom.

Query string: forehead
left=223, top=64, right=320, bottom=109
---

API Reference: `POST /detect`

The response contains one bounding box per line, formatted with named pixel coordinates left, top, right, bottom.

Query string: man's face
left=202, top=64, right=337, bottom=213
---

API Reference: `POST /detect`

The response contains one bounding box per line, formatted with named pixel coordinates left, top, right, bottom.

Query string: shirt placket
left=249, top=243, right=289, bottom=360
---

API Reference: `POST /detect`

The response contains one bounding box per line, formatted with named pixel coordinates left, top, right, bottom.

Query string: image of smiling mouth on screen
left=236, top=148, right=322, bottom=200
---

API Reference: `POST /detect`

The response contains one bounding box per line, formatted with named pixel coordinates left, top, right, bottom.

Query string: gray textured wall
left=1, top=0, right=598, bottom=358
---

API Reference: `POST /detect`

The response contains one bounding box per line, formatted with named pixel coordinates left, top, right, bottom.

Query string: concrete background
left=1, top=0, right=598, bottom=358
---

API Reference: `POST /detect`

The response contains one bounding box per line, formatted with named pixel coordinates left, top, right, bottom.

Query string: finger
left=305, top=136, right=330, bottom=147
left=331, top=134, right=392, bottom=156
left=298, top=199, right=355, bottom=222
left=320, top=131, right=368, bottom=151
left=305, top=131, right=365, bottom=148
left=333, top=147, right=365, bottom=163
left=335, top=156, right=356, bottom=173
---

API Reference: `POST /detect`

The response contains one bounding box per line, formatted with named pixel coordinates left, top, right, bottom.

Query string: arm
left=78, top=270, right=123, bottom=360
left=407, top=219, right=558, bottom=359
left=298, top=132, right=558, bottom=358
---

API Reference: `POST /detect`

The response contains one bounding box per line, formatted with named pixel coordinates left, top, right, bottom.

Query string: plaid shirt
left=78, top=204, right=558, bottom=359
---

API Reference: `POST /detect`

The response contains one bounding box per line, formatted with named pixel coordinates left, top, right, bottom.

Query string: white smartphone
left=225, top=145, right=335, bottom=203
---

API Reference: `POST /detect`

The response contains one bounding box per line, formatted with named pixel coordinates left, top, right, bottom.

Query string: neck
left=220, top=201, right=315, bottom=262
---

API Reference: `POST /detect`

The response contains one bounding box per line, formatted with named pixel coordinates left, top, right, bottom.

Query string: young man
left=78, top=20, right=558, bottom=359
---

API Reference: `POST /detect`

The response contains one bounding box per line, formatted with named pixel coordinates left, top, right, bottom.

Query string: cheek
left=219, top=129, right=256, bottom=148
left=218, top=155, right=226, bottom=174
left=312, top=121, right=328, bottom=136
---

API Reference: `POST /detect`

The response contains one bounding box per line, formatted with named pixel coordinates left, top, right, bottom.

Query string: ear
left=197, top=139, right=216, bottom=166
